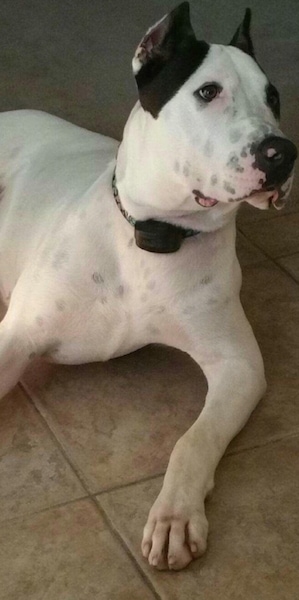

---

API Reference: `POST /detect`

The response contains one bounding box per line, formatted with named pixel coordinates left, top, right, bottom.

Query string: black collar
left=112, top=170, right=201, bottom=253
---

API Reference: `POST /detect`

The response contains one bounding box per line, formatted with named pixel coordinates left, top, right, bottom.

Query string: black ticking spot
left=55, top=299, right=66, bottom=311
left=174, top=160, right=180, bottom=173
left=156, top=305, right=166, bottom=314
left=200, top=275, right=212, bottom=285
left=226, top=152, right=245, bottom=173
left=224, top=182, right=236, bottom=195
left=229, top=129, right=242, bottom=143
left=52, top=250, right=69, bottom=270
left=92, top=272, right=104, bottom=285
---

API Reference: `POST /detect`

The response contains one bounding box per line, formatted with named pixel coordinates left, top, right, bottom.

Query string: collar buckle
left=112, top=169, right=200, bottom=253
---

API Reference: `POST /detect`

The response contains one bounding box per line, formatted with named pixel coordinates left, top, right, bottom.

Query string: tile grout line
left=92, top=497, right=162, bottom=600
left=92, top=430, right=299, bottom=496
left=0, top=494, right=90, bottom=526
left=17, top=379, right=299, bottom=597
left=226, top=429, right=299, bottom=458
left=237, top=203, right=299, bottom=225
left=237, top=225, right=299, bottom=285
left=19, top=380, right=299, bottom=497
left=20, top=380, right=165, bottom=498
left=19, top=380, right=93, bottom=492
left=19, top=381, right=163, bottom=600
left=94, top=470, right=166, bottom=496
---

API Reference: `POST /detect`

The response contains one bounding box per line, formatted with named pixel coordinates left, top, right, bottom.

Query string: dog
left=0, top=2, right=297, bottom=571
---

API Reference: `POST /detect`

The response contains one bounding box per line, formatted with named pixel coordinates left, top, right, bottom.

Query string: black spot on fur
left=224, top=182, right=236, bottom=194
left=92, top=272, right=104, bottom=285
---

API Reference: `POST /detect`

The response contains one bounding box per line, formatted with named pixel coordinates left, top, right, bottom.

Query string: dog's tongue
left=197, top=197, right=218, bottom=207
left=194, top=195, right=218, bottom=208
left=193, top=189, right=218, bottom=208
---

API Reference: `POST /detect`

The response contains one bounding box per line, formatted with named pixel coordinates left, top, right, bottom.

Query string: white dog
left=0, top=2, right=296, bottom=570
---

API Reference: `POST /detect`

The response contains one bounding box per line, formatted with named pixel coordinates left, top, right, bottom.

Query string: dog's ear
left=132, top=2, right=196, bottom=77
left=229, top=8, right=255, bottom=57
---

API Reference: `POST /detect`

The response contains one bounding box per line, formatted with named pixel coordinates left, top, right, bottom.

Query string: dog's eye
left=269, top=94, right=278, bottom=105
left=195, top=83, right=221, bottom=102
left=266, top=83, right=280, bottom=119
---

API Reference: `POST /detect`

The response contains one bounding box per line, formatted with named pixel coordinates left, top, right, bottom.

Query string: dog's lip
left=193, top=190, right=218, bottom=208
left=193, top=187, right=281, bottom=208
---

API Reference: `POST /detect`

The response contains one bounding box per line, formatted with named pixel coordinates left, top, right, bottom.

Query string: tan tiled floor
left=0, top=1, right=299, bottom=599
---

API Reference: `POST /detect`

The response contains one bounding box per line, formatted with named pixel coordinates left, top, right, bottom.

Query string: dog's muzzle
left=255, top=136, right=298, bottom=187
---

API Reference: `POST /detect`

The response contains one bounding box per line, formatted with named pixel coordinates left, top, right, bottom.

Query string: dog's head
left=132, top=2, right=297, bottom=212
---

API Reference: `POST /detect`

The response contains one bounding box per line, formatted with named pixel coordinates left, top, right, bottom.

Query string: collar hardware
left=112, top=170, right=201, bottom=253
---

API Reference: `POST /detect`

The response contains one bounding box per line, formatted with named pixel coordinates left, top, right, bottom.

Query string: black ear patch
left=229, top=8, right=255, bottom=57
left=134, top=2, right=209, bottom=118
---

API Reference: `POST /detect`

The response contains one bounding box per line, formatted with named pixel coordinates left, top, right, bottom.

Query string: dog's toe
left=187, top=514, right=209, bottom=558
left=142, top=502, right=208, bottom=571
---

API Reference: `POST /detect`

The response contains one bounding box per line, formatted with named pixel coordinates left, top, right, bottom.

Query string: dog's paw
left=141, top=494, right=208, bottom=571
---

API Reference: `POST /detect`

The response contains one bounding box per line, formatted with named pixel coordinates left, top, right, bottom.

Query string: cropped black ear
left=229, top=8, right=255, bottom=57
left=132, top=2, right=209, bottom=117
left=132, top=2, right=196, bottom=76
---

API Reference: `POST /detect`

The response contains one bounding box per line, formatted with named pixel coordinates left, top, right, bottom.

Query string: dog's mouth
left=193, top=190, right=219, bottom=208
left=193, top=182, right=291, bottom=211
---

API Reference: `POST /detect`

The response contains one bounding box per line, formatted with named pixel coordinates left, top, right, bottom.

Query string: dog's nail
left=142, top=542, right=150, bottom=557
left=190, top=542, right=198, bottom=554
left=150, top=556, right=158, bottom=566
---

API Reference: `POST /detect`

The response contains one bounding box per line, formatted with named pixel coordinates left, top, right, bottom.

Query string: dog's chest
left=46, top=219, right=234, bottom=365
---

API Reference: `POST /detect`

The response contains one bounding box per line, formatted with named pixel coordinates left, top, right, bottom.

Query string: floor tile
left=239, top=212, right=299, bottom=258
left=0, top=386, right=84, bottom=521
left=230, top=260, right=299, bottom=451
left=23, top=348, right=207, bottom=493
left=99, top=436, right=299, bottom=600
left=236, top=230, right=266, bottom=266
left=236, top=196, right=299, bottom=226
left=0, top=499, right=156, bottom=600
left=277, top=252, right=299, bottom=282
left=23, top=260, right=299, bottom=493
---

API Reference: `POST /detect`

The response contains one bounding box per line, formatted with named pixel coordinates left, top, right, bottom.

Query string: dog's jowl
left=0, top=2, right=297, bottom=571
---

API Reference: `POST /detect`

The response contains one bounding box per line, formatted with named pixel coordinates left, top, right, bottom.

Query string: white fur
left=0, top=40, right=294, bottom=571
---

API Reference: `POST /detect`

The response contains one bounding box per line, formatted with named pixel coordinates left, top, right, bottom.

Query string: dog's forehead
left=182, top=44, right=268, bottom=92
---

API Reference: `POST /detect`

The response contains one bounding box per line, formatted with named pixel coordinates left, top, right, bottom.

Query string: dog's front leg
left=142, top=301, right=266, bottom=571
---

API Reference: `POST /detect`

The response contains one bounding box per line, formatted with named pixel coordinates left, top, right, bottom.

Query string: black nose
left=255, top=136, right=297, bottom=185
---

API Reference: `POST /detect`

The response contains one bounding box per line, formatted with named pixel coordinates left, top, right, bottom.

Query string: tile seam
left=19, top=381, right=163, bottom=599
left=94, top=496, right=162, bottom=600
left=238, top=226, right=299, bottom=284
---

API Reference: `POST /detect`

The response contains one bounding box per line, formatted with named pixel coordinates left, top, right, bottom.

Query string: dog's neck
left=115, top=102, right=238, bottom=233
